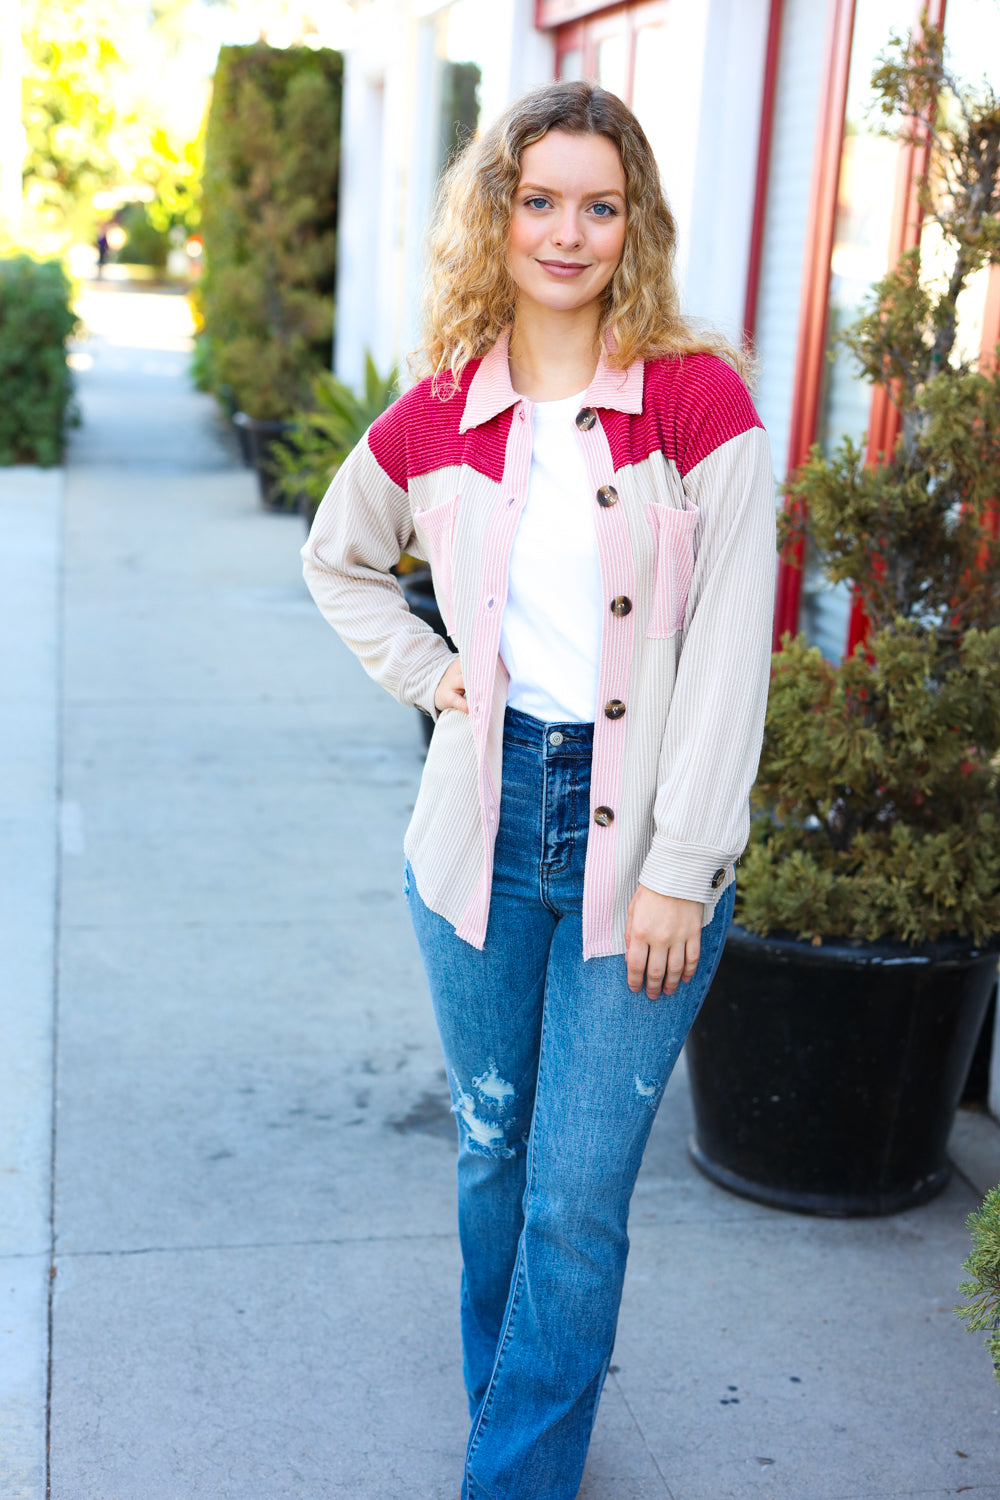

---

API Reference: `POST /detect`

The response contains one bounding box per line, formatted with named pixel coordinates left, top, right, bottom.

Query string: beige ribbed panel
left=636, top=428, right=777, bottom=910
left=302, top=439, right=455, bottom=717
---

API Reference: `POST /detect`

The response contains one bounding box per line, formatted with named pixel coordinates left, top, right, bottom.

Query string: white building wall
left=334, top=0, right=552, bottom=387
left=683, top=0, right=770, bottom=342
left=334, top=0, right=771, bottom=389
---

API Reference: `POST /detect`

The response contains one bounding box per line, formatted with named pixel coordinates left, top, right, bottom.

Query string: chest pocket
left=645, top=499, right=699, bottom=638
left=413, top=495, right=458, bottom=637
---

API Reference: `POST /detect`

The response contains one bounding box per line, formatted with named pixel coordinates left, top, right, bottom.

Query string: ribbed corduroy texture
left=302, top=337, right=776, bottom=958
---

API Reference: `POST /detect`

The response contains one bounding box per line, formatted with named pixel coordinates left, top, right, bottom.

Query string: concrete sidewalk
left=2, top=283, right=999, bottom=1499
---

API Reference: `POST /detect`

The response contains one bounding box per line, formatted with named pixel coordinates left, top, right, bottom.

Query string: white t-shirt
left=500, top=392, right=604, bottom=723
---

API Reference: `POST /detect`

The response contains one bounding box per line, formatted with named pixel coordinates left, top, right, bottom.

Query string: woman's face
left=507, top=129, right=627, bottom=317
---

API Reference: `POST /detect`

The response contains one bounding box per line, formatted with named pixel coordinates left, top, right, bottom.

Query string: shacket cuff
left=639, top=837, right=737, bottom=906
left=416, top=642, right=460, bottom=722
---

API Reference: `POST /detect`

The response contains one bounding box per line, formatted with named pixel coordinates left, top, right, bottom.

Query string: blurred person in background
left=303, top=80, right=775, bottom=1500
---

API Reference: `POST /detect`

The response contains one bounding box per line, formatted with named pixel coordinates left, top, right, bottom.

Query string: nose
left=551, top=206, right=583, bottom=250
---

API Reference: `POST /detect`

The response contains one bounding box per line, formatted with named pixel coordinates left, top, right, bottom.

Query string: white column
left=683, top=0, right=771, bottom=341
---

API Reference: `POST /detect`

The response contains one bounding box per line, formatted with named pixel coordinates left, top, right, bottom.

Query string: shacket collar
left=459, top=327, right=645, bottom=434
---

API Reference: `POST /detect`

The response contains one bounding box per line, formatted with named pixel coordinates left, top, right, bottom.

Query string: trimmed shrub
left=0, top=255, right=78, bottom=466
left=197, top=43, right=342, bottom=420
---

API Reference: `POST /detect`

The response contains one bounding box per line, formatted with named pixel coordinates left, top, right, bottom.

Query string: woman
left=303, top=81, right=775, bottom=1500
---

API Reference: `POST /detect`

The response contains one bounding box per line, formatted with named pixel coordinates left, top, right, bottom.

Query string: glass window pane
left=817, top=0, right=917, bottom=457
left=559, top=48, right=584, bottom=82
left=925, top=0, right=1000, bottom=363
left=805, top=0, right=916, bottom=660
left=596, top=34, right=628, bottom=99
left=631, top=18, right=700, bottom=270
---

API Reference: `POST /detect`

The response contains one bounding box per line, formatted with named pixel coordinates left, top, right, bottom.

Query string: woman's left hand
left=624, top=886, right=704, bottom=999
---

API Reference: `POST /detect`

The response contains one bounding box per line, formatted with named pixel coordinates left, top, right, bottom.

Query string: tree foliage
left=741, top=17, right=1000, bottom=944
left=17, top=0, right=207, bottom=254
left=20, top=1, right=128, bottom=245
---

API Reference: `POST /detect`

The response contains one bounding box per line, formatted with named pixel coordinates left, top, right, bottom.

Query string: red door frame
left=770, top=0, right=856, bottom=649
left=742, top=0, right=785, bottom=345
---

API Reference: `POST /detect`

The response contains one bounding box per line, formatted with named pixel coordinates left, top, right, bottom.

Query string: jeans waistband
left=503, top=706, right=595, bottom=757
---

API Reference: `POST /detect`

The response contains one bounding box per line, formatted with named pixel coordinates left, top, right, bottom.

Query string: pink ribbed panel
left=575, top=412, right=635, bottom=959
left=455, top=391, right=534, bottom=944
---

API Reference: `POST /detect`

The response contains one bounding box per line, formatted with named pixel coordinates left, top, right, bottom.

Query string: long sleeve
left=301, top=433, right=455, bottom=719
left=638, top=421, right=776, bottom=901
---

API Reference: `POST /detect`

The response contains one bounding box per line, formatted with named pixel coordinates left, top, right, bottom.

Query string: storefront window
left=595, top=32, right=628, bottom=96
left=803, top=0, right=916, bottom=659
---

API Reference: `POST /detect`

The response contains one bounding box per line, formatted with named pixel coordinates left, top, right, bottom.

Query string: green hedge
left=0, top=255, right=78, bottom=466
left=197, top=43, right=342, bottom=420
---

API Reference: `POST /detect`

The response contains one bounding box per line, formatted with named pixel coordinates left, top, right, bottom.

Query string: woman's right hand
left=434, top=656, right=468, bottom=714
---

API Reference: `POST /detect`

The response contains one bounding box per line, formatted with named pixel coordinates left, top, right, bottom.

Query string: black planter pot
left=686, top=925, right=999, bottom=1217
left=400, top=569, right=452, bottom=748
left=233, top=413, right=296, bottom=510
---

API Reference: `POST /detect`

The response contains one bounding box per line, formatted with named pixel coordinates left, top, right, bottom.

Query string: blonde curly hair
left=415, top=80, right=748, bottom=390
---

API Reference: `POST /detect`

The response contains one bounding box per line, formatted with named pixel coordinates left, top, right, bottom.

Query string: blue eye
left=524, top=196, right=549, bottom=210
left=591, top=202, right=618, bottom=218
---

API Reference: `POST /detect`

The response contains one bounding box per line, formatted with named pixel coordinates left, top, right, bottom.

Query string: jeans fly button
left=548, top=731, right=564, bottom=747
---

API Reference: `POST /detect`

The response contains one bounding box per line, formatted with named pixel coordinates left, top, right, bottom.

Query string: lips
left=537, top=260, right=590, bottom=278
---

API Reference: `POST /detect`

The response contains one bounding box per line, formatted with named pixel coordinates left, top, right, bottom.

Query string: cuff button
left=710, top=867, right=727, bottom=890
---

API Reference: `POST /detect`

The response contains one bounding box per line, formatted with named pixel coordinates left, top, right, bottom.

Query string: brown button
left=596, top=485, right=618, bottom=507
left=593, top=806, right=615, bottom=827
left=575, top=407, right=597, bottom=431
left=710, top=867, right=727, bottom=890
left=604, top=700, right=626, bottom=720
left=610, top=596, right=632, bottom=617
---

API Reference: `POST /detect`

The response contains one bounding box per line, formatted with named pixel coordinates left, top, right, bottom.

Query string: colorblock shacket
left=302, top=332, right=777, bottom=959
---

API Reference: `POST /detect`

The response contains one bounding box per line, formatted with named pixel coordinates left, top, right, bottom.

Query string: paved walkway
left=2, top=283, right=1000, bottom=1499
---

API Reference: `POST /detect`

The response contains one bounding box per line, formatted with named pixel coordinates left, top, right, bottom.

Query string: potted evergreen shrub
left=956, top=1185, right=1000, bottom=1386
left=196, top=43, right=342, bottom=508
left=686, top=21, right=1000, bottom=1216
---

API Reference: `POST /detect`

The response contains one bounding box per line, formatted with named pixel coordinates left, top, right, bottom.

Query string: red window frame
left=544, top=1, right=671, bottom=100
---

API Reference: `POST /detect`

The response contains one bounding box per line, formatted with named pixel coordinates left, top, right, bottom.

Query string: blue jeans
left=406, top=707, right=734, bottom=1500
